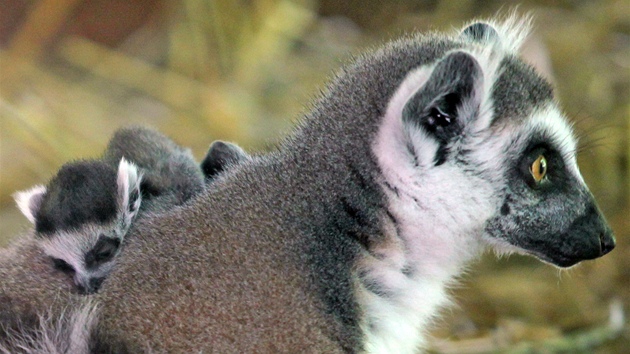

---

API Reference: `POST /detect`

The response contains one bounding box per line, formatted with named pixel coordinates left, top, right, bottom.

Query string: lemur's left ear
left=13, top=185, right=47, bottom=224
left=459, top=22, right=500, bottom=44
left=402, top=51, right=482, bottom=147
left=117, top=158, right=143, bottom=227
left=201, top=140, right=249, bottom=179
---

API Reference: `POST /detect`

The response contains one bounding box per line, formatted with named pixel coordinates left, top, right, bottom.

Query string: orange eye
left=530, top=155, right=547, bottom=182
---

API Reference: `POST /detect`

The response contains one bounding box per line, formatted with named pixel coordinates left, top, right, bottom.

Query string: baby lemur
left=14, top=127, right=247, bottom=295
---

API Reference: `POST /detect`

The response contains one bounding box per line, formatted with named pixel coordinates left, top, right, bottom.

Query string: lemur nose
left=89, top=277, right=105, bottom=293
left=78, top=277, right=106, bottom=295
left=599, top=231, right=615, bottom=256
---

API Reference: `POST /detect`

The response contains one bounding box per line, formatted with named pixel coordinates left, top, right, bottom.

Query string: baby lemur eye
left=85, top=236, right=121, bottom=268
left=92, top=236, right=120, bottom=263
left=93, top=243, right=117, bottom=262
left=52, top=258, right=75, bottom=274
left=530, top=155, right=548, bottom=182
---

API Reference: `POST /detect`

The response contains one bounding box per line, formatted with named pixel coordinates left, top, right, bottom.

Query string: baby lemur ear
left=459, top=22, right=500, bottom=44
left=13, top=185, right=47, bottom=224
left=402, top=51, right=482, bottom=153
left=117, top=158, right=142, bottom=226
left=201, top=141, right=249, bottom=179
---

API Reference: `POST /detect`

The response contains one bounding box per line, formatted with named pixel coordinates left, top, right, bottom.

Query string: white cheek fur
left=39, top=222, right=123, bottom=290
left=365, top=65, right=500, bottom=354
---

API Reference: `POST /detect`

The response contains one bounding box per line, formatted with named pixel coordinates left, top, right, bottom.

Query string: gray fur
left=0, top=235, right=79, bottom=349
left=0, top=18, right=615, bottom=353
left=102, top=126, right=206, bottom=209
left=491, top=56, right=554, bottom=125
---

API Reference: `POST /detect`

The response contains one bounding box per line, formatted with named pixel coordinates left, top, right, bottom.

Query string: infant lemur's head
left=13, top=141, right=249, bottom=295
left=14, top=159, right=142, bottom=294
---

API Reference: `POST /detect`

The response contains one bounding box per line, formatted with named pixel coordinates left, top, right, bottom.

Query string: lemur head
left=375, top=19, right=614, bottom=269
left=14, top=158, right=142, bottom=294
left=200, top=140, right=250, bottom=180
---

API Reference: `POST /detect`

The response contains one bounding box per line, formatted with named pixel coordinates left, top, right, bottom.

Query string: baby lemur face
left=42, top=223, right=126, bottom=294
left=14, top=158, right=142, bottom=295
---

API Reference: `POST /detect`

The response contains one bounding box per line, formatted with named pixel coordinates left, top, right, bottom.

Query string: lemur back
left=1, top=18, right=615, bottom=353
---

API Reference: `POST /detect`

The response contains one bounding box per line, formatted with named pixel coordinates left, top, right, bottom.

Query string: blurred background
left=0, top=0, right=628, bottom=352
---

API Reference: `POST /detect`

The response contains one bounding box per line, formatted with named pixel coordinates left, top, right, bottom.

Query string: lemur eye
left=52, top=258, right=75, bottom=274
left=94, top=244, right=116, bottom=262
left=91, top=236, right=120, bottom=263
left=530, top=155, right=547, bottom=182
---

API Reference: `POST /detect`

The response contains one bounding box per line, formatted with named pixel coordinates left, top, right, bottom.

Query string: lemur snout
left=558, top=205, right=615, bottom=267
left=599, top=230, right=615, bottom=257
left=580, top=205, right=615, bottom=260
left=78, top=277, right=105, bottom=295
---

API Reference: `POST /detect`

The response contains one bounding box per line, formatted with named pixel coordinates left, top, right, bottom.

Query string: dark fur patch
left=77, top=277, right=106, bottom=295
left=347, top=163, right=370, bottom=191
left=52, top=258, right=76, bottom=274
left=340, top=197, right=369, bottom=228
left=139, top=178, right=163, bottom=199
left=201, top=141, right=246, bottom=179
left=36, top=161, right=118, bottom=235
left=491, top=57, right=553, bottom=125
left=500, top=201, right=510, bottom=216
left=303, top=211, right=363, bottom=351
left=85, top=236, right=121, bottom=269
left=434, top=144, right=449, bottom=166
left=383, top=181, right=400, bottom=197
left=297, top=154, right=388, bottom=351
left=128, top=188, right=139, bottom=213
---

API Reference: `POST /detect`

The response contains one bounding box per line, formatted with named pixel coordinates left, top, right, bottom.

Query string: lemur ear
left=13, top=185, right=47, bottom=224
left=459, top=22, right=500, bottom=44
left=117, top=158, right=143, bottom=226
left=201, top=141, right=249, bottom=179
left=402, top=51, right=482, bottom=145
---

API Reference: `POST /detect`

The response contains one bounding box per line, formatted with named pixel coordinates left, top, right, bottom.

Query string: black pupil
left=52, top=258, right=75, bottom=274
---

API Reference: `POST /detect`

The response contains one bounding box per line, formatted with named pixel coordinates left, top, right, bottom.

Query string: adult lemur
left=12, top=128, right=247, bottom=295
left=0, top=17, right=615, bottom=353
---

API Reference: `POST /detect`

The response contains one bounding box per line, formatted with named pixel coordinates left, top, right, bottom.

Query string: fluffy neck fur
left=270, top=114, right=490, bottom=353
left=360, top=69, right=495, bottom=353
left=277, top=34, right=502, bottom=353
